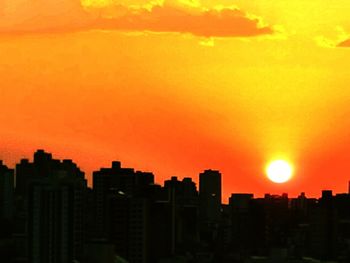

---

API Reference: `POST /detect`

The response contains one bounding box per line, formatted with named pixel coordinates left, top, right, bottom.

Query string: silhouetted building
left=289, top=192, right=311, bottom=258
left=230, top=194, right=255, bottom=255
left=108, top=192, right=151, bottom=263
left=4, top=149, right=350, bottom=262
left=308, top=190, right=338, bottom=260
left=263, top=193, right=290, bottom=249
left=199, top=170, right=222, bottom=245
left=0, top=160, right=15, bottom=261
left=16, top=150, right=84, bottom=198
left=0, top=161, right=14, bottom=221
left=92, top=162, right=154, bottom=239
left=15, top=159, right=34, bottom=197
left=150, top=199, right=173, bottom=260
left=163, top=176, right=199, bottom=254
left=16, top=150, right=53, bottom=197
left=290, top=192, right=308, bottom=216
left=27, top=157, right=87, bottom=263
left=199, top=169, right=221, bottom=222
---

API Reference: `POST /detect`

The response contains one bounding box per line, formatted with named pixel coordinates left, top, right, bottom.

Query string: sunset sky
left=1, top=0, right=350, bottom=201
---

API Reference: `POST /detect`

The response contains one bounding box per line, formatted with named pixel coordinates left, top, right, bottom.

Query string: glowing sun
left=266, top=160, right=293, bottom=183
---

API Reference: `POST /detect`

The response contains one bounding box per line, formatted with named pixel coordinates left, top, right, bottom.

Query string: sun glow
left=266, top=160, right=293, bottom=184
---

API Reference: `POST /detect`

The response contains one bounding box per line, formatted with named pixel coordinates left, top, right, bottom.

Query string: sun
left=266, top=160, right=293, bottom=183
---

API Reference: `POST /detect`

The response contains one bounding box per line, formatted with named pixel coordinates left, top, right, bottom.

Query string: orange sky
left=1, top=0, right=350, bottom=202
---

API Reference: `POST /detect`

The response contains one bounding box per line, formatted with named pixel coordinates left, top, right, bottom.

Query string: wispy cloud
left=314, top=27, right=350, bottom=48
left=337, top=38, right=350, bottom=47
left=90, top=4, right=274, bottom=38
left=0, top=0, right=274, bottom=38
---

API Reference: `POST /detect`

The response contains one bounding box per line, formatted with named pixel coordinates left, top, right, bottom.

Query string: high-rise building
left=28, top=174, right=86, bottom=263
left=229, top=193, right=268, bottom=256
left=15, top=158, right=34, bottom=197
left=16, top=150, right=84, bottom=197
left=93, top=162, right=154, bottom=238
left=128, top=198, right=150, bottom=263
left=263, top=193, right=290, bottom=248
left=199, top=169, right=222, bottom=222
left=163, top=176, right=199, bottom=253
left=0, top=161, right=14, bottom=220
left=229, top=193, right=254, bottom=252
left=198, top=170, right=222, bottom=246
left=308, top=190, right=338, bottom=260
left=26, top=154, right=87, bottom=263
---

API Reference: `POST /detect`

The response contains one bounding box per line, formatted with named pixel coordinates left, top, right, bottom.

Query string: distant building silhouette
left=92, top=162, right=156, bottom=262
left=163, top=176, right=199, bottom=254
left=27, top=155, right=87, bottom=263
left=16, top=150, right=84, bottom=197
left=0, top=160, right=14, bottom=260
left=229, top=193, right=257, bottom=256
left=0, top=161, right=14, bottom=221
left=199, top=169, right=221, bottom=222
left=2, top=149, right=350, bottom=262
left=28, top=176, right=86, bottom=262
left=92, top=162, right=154, bottom=239
left=308, top=190, right=338, bottom=260
left=199, top=169, right=222, bottom=245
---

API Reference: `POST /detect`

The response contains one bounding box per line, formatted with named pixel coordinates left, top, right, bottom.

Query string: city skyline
left=2, top=149, right=350, bottom=262
left=1, top=149, right=350, bottom=202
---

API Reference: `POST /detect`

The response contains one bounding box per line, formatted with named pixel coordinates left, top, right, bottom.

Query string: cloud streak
left=0, top=0, right=274, bottom=38
left=91, top=4, right=273, bottom=37
left=337, top=39, right=350, bottom=47
left=314, top=27, right=350, bottom=48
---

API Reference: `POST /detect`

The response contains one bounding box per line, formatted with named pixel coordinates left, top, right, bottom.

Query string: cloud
left=315, top=36, right=338, bottom=48
left=337, top=39, right=350, bottom=47
left=0, top=0, right=274, bottom=38
left=91, top=4, right=273, bottom=37
left=315, top=27, right=350, bottom=48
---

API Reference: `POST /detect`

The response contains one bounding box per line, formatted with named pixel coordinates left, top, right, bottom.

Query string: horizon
left=1, top=148, right=350, bottom=202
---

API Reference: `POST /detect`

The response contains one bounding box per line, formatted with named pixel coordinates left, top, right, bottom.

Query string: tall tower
left=26, top=153, right=87, bottom=263
left=199, top=169, right=222, bottom=222
left=28, top=174, right=86, bottom=263
left=93, top=162, right=154, bottom=238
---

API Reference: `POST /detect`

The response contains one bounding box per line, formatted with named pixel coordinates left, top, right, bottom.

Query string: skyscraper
left=27, top=155, right=87, bottom=263
left=198, top=169, right=222, bottom=246
left=199, top=169, right=222, bottom=222
left=93, top=162, right=154, bottom=238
